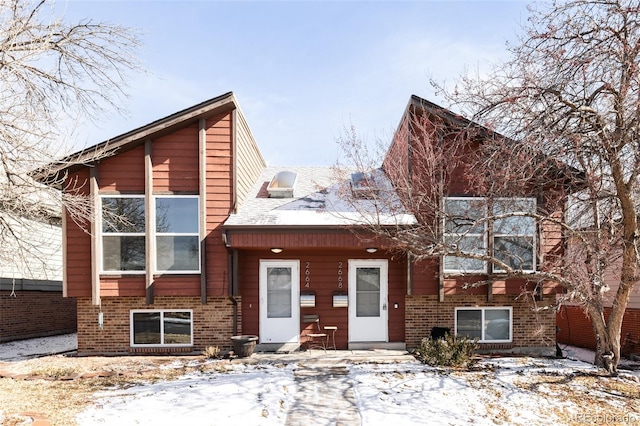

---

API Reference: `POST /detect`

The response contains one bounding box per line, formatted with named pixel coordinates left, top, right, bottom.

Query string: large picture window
left=455, top=307, right=512, bottom=342
left=101, top=195, right=200, bottom=274
left=130, top=310, right=193, bottom=346
left=443, top=197, right=536, bottom=273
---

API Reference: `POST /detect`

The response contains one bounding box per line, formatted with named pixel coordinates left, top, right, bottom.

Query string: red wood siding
left=153, top=124, right=199, bottom=193
left=98, top=145, right=145, bottom=192
left=237, top=249, right=406, bottom=349
left=228, top=230, right=383, bottom=250
left=100, top=276, right=145, bottom=297
left=205, top=112, right=233, bottom=295
left=64, top=111, right=236, bottom=298
left=65, top=170, right=92, bottom=298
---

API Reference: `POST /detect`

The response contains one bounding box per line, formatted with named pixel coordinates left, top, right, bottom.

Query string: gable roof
left=224, top=166, right=416, bottom=228
left=35, top=91, right=239, bottom=185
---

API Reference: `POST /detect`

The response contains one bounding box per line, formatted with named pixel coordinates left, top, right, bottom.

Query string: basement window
left=130, top=310, right=193, bottom=347
left=455, top=307, right=512, bottom=343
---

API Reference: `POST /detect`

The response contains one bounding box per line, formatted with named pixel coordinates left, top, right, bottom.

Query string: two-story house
left=40, top=92, right=563, bottom=356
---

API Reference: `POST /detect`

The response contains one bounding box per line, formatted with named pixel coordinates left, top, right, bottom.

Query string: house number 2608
left=305, top=262, right=310, bottom=288
left=337, top=261, right=343, bottom=288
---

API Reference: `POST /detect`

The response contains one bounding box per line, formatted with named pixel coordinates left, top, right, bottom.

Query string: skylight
left=267, top=171, right=297, bottom=198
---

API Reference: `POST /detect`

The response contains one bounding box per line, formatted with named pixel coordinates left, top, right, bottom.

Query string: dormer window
left=267, top=171, right=297, bottom=198
left=351, top=172, right=378, bottom=199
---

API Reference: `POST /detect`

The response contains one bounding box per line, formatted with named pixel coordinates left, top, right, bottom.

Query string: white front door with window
left=259, top=260, right=300, bottom=344
left=348, top=259, right=388, bottom=342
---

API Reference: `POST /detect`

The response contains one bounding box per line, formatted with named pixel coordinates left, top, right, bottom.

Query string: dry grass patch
left=0, top=354, right=216, bottom=426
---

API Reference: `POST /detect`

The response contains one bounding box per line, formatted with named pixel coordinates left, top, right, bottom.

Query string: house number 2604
left=337, top=261, right=343, bottom=288
left=305, top=262, right=311, bottom=288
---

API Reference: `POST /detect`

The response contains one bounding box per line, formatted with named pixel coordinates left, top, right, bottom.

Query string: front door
left=259, top=260, right=300, bottom=344
left=348, top=259, right=388, bottom=342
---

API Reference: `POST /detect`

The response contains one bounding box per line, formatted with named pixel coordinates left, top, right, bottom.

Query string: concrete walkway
left=245, top=349, right=417, bottom=425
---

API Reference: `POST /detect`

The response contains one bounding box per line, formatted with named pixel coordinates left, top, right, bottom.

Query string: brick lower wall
left=556, top=305, right=640, bottom=356
left=405, top=294, right=556, bottom=356
left=0, top=291, right=77, bottom=342
left=76, top=296, right=240, bottom=355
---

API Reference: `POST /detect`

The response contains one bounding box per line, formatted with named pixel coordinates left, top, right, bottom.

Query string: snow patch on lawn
left=0, top=334, right=76, bottom=361
left=77, top=363, right=297, bottom=426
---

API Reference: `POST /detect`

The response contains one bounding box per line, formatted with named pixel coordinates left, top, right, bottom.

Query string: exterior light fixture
left=271, top=248, right=283, bottom=254
left=365, top=247, right=378, bottom=253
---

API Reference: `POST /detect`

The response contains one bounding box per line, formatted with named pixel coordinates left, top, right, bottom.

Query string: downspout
left=223, top=230, right=239, bottom=336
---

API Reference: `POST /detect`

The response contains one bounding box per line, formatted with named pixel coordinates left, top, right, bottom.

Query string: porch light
left=271, top=248, right=283, bottom=254
left=365, top=247, right=378, bottom=253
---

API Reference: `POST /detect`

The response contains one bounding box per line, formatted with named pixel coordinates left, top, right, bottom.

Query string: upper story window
left=101, top=195, right=200, bottom=274
left=102, top=196, right=145, bottom=272
left=443, top=197, right=536, bottom=274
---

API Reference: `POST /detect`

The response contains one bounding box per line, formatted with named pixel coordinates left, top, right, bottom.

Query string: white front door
left=348, top=259, right=388, bottom=342
left=259, top=260, right=300, bottom=344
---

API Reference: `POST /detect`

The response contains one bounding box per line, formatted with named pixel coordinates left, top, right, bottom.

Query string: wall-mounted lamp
left=365, top=247, right=378, bottom=253
left=271, top=248, right=283, bottom=254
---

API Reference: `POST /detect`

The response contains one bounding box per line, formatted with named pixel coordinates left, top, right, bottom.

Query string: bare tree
left=440, top=0, right=640, bottom=373
left=335, top=0, right=640, bottom=373
left=0, top=0, right=141, bottom=277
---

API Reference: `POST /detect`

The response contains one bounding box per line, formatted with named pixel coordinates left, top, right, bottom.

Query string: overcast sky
left=61, top=0, right=530, bottom=166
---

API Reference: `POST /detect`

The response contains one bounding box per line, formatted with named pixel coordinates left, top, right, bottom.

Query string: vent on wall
left=267, top=171, right=297, bottom=198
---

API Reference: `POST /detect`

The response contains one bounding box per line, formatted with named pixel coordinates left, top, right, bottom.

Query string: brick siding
left=405, top=294, right=556, bottom=355
left=76, top=296, right=240, bottom=355
left=0, top=291, right=77, bottom=342
left=557, top=305, right=640, bottom=356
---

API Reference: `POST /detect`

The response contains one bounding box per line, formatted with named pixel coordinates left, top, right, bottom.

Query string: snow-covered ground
left=0, top=333, right=76, bottom=361
left=2, top=335, right=639, bottom=425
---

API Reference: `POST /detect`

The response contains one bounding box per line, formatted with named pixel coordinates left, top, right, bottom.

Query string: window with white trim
left=455, top=307, right=512, bottom=342
left=102, top=196, right=145, bottom=272
left=101, top=195, right=200, bottom=274
left=443, top=197, right=487, bottom=273
left=492, top=198, right=536, bottom=272
left=130, top=310, right=193, bottom=346
left=443, top=197, right=536, bottom=273
left=155, top=196, right=199, bottom=273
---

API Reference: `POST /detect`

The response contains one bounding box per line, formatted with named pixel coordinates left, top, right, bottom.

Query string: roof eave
left=34, top=91, right=237, bottom=185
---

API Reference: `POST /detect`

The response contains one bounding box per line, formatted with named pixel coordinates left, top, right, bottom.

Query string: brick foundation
left=0, top=291, right=77, bottom=342
left=556, top=305, right=640, bottom=356
left=405, top=294, right=556, bottom=356
left=76, top=296, right=240, bottom=355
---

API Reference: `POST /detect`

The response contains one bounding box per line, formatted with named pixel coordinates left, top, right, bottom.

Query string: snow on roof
left=224, top=166, right=416, bottom=228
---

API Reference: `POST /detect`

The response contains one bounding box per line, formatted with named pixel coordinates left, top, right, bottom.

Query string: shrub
left=414, top=334, right=479, bottom=367
left=202, top=346, right=221, bottom=359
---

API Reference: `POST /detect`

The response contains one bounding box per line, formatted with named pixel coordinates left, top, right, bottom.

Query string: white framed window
left=130, top=310, right=193, bottom=347
left=443, top=197, right=536, bottom=273
left=443, top=197, right=488, bottom=273
left=455, top=307, right=512, bottom=343
left=155, top=196, right=200, bottom=273
left=101, top=195, right=146, bottom=273
left=100, top=195, right=200, bottom=274
left=492, top=198, right=536, bottom=272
